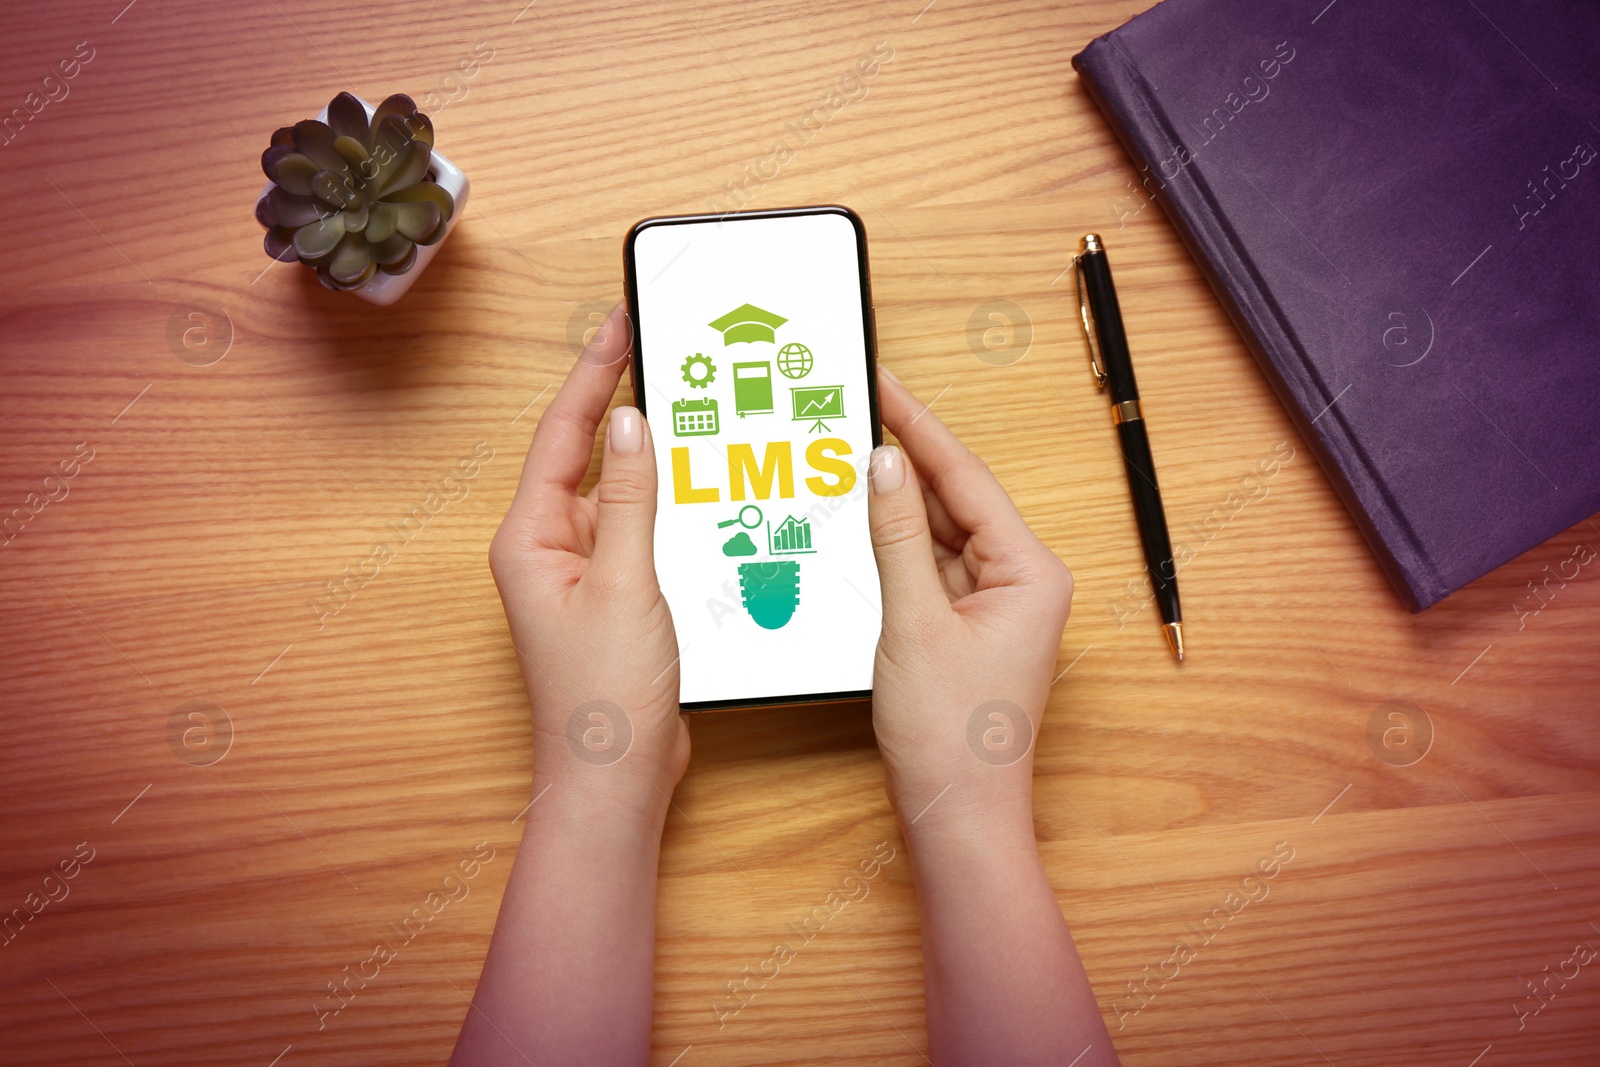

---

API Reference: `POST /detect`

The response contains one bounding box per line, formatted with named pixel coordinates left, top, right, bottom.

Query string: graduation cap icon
left=708, top=303, right=787, bottom=345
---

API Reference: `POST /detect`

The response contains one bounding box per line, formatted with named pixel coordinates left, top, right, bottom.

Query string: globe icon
left=776, top=342, right=813, bottom=379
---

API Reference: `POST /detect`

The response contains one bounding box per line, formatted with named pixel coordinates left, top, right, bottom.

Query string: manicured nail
left=879, top=364, right=899, bottom=383
left=869, top=445, right=903, bottom=493
left=609, top=406, right=643, bottom=453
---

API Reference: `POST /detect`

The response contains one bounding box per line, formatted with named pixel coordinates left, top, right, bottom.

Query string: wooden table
left=3, top=1, right=1597, bottom=1063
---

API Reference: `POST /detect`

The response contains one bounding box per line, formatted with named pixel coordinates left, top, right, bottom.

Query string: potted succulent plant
left=256, top=92, right=468, bottom=304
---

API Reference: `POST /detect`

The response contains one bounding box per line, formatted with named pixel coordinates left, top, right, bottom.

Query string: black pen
left=1074, top=233, right=1184, bottom=661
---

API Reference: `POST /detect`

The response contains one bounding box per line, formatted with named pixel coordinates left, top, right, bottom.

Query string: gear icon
left=681, top=352, right=716, bottom=389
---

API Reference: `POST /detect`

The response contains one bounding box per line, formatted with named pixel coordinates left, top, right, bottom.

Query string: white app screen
left=631, top=212, right=881, bottom=706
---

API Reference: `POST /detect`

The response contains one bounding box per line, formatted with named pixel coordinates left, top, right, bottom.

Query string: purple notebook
left=1073, top=0, right=1600, bottom=610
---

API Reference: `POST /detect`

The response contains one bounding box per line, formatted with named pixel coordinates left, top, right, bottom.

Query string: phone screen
left=626, top=208, right=882, bottom=709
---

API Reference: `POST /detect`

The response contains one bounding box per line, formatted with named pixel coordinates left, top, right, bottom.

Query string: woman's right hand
left=864, top=368, right=1119, bottom=1067
left=865, top=367, right=1075, bottom=839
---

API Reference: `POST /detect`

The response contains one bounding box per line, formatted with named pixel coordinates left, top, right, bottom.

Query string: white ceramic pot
left=256, top=96, right=469, bottom=306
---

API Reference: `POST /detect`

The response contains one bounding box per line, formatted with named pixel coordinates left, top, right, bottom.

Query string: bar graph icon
left=768, top=514, right=815, bottom=555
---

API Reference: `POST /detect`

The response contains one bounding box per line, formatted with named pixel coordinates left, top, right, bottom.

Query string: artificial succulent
left=257, top=92, right=454, bottom=291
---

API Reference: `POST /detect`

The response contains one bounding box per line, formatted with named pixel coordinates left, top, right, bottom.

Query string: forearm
left=451, top=777, right=669, bottom=1067
left=902, top=799, right=1120, bottom=1067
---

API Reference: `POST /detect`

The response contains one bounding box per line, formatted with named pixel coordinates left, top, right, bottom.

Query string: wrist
left=524, top=764, right=672, bottom=850
left=890, top=776, right=1039, bottom=862
left=899, top=805, right=1047, bottom=904
left=529, top=699, right=689, bottom=828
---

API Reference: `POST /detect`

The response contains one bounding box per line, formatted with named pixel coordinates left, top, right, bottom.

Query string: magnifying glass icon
left=717, top=504, right=763, bottom=530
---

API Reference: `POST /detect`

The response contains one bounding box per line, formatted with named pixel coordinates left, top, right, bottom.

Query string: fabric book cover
left=1072, top=0, right=1600, bottom=610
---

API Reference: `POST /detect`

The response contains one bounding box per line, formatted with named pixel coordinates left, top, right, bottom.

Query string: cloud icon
left=722, top=531, right=757, bottom=556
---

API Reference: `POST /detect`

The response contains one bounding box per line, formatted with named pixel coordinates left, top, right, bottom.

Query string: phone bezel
left=622, top=204, right=882, bottom=713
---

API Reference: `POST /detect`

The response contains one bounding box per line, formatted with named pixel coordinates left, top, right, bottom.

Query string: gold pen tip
left=1081, top=233, right=1104, bottom=254
left=1164, top=622, right=1185, bottom=662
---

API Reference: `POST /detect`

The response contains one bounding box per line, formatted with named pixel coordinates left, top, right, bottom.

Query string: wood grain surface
left=2, top=1, right=1597, bottom=1064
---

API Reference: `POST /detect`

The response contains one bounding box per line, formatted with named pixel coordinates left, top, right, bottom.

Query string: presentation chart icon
left=776, top=342, right=813, bottom=379
left=791, top=385, right=844, bottom=433
left=768, top=513, right=816, bottom=555
left=671, top=397, right=720, bottom=437
left=733, top=362, right=774, bottom=417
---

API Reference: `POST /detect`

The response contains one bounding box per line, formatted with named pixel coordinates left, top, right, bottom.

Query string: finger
left=505, top=303, right=633, bottom=526
left=880, top=423, right=963, bottom=550
left=876, top=368, right=1026, bottom=539
left=866, top=442, right=949, bottom=625
left=921, top=481, right=968, bottom=553
left=587, top=406, right=660, bottom=581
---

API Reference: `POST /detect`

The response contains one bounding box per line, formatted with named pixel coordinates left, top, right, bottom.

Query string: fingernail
left=609, top=406, right=643, bottom=453
left=878, top=364, right=899, bottom=383
left=869, top=445, right=903, bottom=494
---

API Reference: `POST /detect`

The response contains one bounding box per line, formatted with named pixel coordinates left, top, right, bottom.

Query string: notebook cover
left=1072, top=0, right=1600, bottom=610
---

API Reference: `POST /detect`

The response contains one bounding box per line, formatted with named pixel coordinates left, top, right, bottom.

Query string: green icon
left=791, top=385, right=844, bottom=433
left=722, top=531, right=758, bottom=556
left=738, top=560, right=800, bottom=629
left=681, top=352, right=715, bottom=388
left=671, top=397, right=719, bottom=437
left=716, top=504, right=817, bottom=556
left=718, top=504, right=762, bottom=556
left=769, top=513, right=815, bottom=555
left=714, top=505, right=806, bottom=626
left=718, top=504, right=763, bottom=558
left=717, top=504, right=764, bottom=531
left=709, top=303, right=787, bottom=345
left=733, top=362, right=774, bottom=417
left=776, top=342, right=813, bottom=379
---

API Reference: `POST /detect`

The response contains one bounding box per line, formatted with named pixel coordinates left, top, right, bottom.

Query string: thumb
left=589, top=405, right=659, bottom=579
left=867, top=444, right=946, bottom=627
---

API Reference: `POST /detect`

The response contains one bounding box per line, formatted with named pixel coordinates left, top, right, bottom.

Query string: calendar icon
left=671, top=397, right=720, bottom=437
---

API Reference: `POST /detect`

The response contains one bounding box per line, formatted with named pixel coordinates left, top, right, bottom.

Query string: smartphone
left=624, top=206, right=882, bottom=711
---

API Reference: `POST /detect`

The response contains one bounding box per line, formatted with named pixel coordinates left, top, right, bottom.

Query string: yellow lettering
left=805, top=438, right=856, bottom=496
left=727, top=442, right=794, bottom=501
left=672, top=447, right=720, bottom=504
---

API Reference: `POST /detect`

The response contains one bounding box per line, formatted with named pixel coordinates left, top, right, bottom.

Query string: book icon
left=733, top=362, right=774, bottom=417
left=790, top=385, right=844, bottom=433
left=671, top=397, right=719, bottom=437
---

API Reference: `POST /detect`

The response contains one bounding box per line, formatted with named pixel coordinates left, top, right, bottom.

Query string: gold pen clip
left=1074, top=236, right=1107, bottom=390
